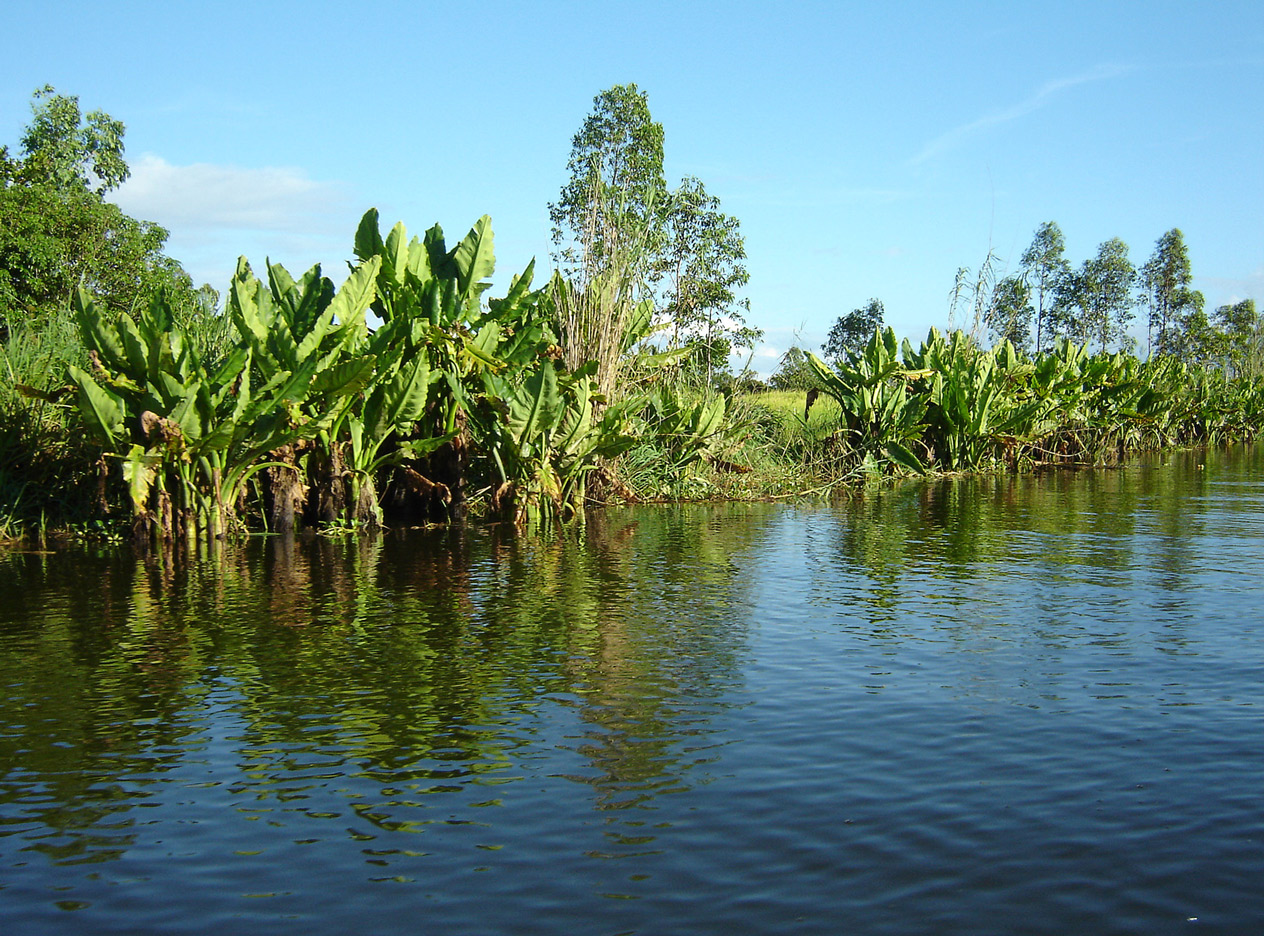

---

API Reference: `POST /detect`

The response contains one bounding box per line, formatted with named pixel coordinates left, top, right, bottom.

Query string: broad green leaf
left=73, top=289, right=127, bottom=372
left=405, top=234, right=433, bottom=283
left=310, top=356, right=376, bottom=397
left=385, top=222, right=409, bottom=287
left=365, top=353, right=432, bottom=443
left=883, top=441, right=926, bottom=475
left=120, top=444, right=159, bottom=513
left=508, top=362, right=563, bottom=447
left=493, top=259, right=536, bottom=311
left=354, top=208, right=383, bottom=262
left=453, top=215, right=495, bottom=300
left=309, top=257, right=380, bottom=361
left=116, top=314, right=148, bottom=381
left=67, top=364, right=125, bottom=446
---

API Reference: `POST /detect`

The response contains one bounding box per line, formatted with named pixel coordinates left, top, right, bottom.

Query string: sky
left=3, top=0, right=1261, bottom=375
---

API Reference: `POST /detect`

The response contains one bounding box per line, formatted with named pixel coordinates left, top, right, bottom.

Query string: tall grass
left=0, top=310, right=98, bottom=537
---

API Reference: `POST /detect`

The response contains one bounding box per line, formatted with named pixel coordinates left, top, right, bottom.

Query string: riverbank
left=4, top=295, right=1262, bottom=547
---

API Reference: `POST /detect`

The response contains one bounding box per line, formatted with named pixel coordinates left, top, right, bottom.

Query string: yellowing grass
left=739, top=390, right=842, bottom=439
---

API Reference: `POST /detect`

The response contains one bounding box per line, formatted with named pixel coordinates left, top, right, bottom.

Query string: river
left=2, top=445, right=1262, bottom=934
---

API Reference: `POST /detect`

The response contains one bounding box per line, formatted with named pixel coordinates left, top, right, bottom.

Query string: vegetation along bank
left=2, top=84, right=1261, bottom=545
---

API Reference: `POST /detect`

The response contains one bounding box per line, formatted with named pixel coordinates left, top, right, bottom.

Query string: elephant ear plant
left=806, top=326, right=929, bottom=476
left=227, top=256, right=382, bottom=530
left=63, top=207, right=654, bottom=540
left=351, top=208, right=636, bottom=528
left=483, top=358, right=638, bottom=526
left=67, top=287, right=334, bottom=542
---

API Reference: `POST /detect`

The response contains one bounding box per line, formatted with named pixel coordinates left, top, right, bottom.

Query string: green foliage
left=769, top=346, right=821, bottom=391
left=659, top=176, right=759, bottom=385
left=1020, top=221, right=1071, bottom=353
left=1139, top=229, right=1203, bottom=359
left=824, top=299, right=884, bottom=366
left=986, top=275, right=1033, bottom=350
left=1214, top=299, right=1261, bottom=380
left=0, top=86, right=203, bottom=335
left=68, top=284, right=334, bottom=540
left=800, top=323, right=1264, bottom=479
left=1060, top=237, right=1135, bottom=352
left=14, top=85, right=129, bottom=194
left=549, top=83, right=667, bottom=277
left=0, top=308, right=101, bottom=535
left=548, top=86, right=760, bottom=397
left=807, top=327, right=928, bottom=476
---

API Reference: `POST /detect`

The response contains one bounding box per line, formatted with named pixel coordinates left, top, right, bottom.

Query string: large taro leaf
left=452, top=215, right=495, bottom=304
left=354, top=208, right=385, bottom=262
left=67, top=364, right=126, bottom=446
left=508, top=361, right=564, bottom=452
left=363, top=352, right=433, bottom=444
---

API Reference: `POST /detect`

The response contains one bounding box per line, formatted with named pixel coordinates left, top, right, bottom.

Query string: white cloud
left=113, top=155, right=352, bottom=234
left=908, top=64, right=1133, bottom=166
left=108, top=155, right=360, bottom=290
left=1197, top=265, right=1264, bottom=306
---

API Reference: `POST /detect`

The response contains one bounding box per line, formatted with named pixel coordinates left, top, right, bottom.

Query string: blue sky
left=3, top=1, right=1261, bottom=374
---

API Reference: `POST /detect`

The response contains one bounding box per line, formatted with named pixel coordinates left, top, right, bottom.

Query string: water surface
left=2, top=445, right=1262, bottom=934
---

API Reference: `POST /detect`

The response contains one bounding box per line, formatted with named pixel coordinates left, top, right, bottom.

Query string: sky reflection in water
left=1, top=445, right=1262, bottom=935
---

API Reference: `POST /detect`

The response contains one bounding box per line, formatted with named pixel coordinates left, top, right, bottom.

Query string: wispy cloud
left=1198, top=265, right=1264, bottom=304
left=113, top=155, right=353, bottom=234
left=908, top=64, right=1133, bottom=166
left=110, top=155, right=360, bottom=288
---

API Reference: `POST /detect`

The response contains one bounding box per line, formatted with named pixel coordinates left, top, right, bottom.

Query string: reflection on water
left=2, top=447, right=1264, bottom=934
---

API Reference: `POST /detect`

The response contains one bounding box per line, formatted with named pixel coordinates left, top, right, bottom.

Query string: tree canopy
left=1140, top=229, right=1203, bottom=358
left=549, top=83, right=666, bottom=280
left=824, top=299, right=884, bottom=366
left=549, top=84, right=756, bottom=393
left=0, top=86, right=197, bottom=333
left=660, top=176, right=759, bottom=383
left=1019, top=221, right=1071, bottom=353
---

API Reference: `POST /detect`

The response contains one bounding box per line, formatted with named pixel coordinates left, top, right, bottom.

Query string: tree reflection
left=819, top=443, right=1264, bottom=639
left=0, top=505, right=771, bottom=865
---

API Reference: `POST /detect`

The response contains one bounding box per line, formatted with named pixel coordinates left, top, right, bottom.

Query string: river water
left=2, top=445, right=1262, bottom=935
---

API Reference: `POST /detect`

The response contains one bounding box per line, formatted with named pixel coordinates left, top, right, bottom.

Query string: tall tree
left=986, top=274, right=1033, bottom=350
left=824, top=298, right=884, bottom=366
left=549, top=83, right=666, bottom=278
left=1066, top=238, right=1135, bottom=353
left=548, top=84, right=667, bottom=396
left=1019, top=221, right=1071, bottom=353
left=660, top=176, right=759, bottom=385
left=14, top=85, right=129, bottom=194
left=0, top=86, right=197, bottom=333
left=1139, top=228, right=1202, bottom=358
left=1214, top=299, right=1260, bottom=379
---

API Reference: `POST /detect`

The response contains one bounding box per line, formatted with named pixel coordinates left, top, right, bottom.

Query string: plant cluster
left=805, top=326, right=1264, bottom=478
left=6, top=210, right=743, bottom=543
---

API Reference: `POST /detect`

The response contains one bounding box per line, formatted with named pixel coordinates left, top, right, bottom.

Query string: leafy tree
left=769, top=346, right=821, bottom=390
left=660, top=175, right=759, bottom=385
left=986, top=274, right=1033, bottom=350
left=548, top=84, right=667, bottom=396
left=12, top=85, right=129, bottom=194
left=1180, top=306, right=1221, bottom=368
left=1019, top=221, right=1071, bottom=352
left=1139, top=228, right=1203, bottom=358
left=824, top=298, right=883, bottom=366
left=1214, top=299, right=1260, bottom=378
left=1, top=86, right=200, bottom=334
left=1065, top=238, right=1135, bottom=353
left=549, top=83, right=666, bottom=278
